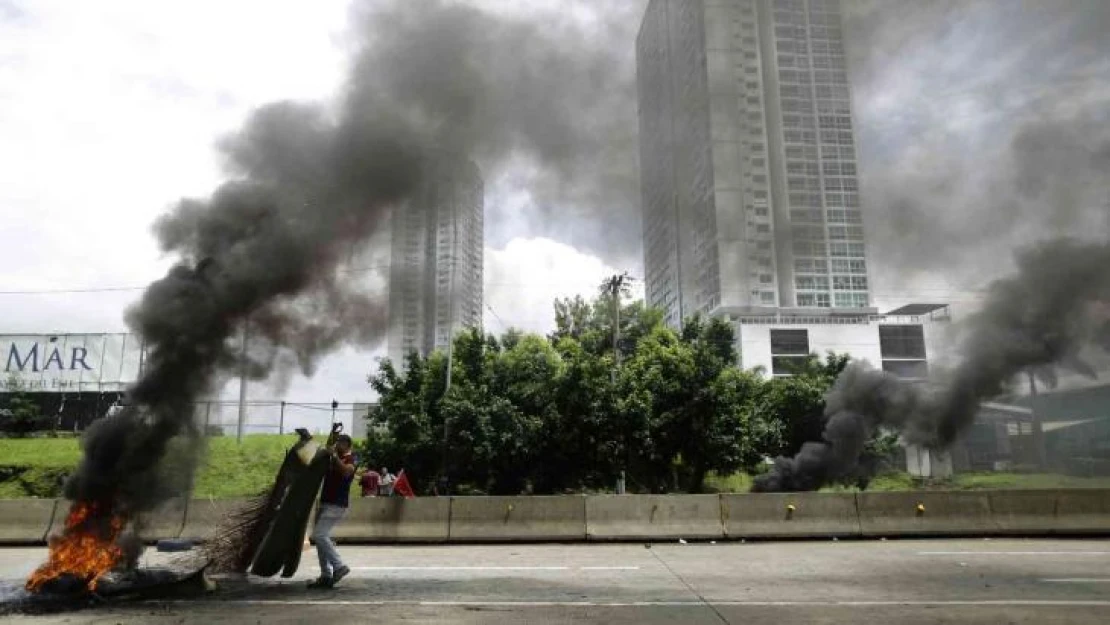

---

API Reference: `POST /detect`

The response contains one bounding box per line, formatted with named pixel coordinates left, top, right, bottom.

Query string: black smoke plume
left=754, top=239, right=1110, bottom=492
left=56, top=0, right=647, bottom=533
left=350, top=0, right=645, bottom=266
left=65, top=101, right=422, bottom=516
left=841, top=0, right=1110, bottom=290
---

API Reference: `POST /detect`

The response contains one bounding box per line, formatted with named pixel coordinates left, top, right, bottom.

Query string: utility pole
left=236, top=324, right=249, bottom=444
left=600, top=272, right=635, bottom=492
left=599, top=272, right=634, bottom=382
left=1027, top=371, right=1046, bottom=469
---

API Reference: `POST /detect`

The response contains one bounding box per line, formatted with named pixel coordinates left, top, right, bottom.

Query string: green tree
left=366, top=351, right=446, bottom=492
left=757, top=352, right=851, bottom=458
left=617, top=317, right=768, bottom=493
left=541, top=336, right=623, bottom=492
left=368, top=294, right=795, bottom=495
left=1, top=375, right=40, bottom=437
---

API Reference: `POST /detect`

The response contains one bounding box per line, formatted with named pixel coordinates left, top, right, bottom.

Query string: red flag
left=393, top=470, right=415, bottom=499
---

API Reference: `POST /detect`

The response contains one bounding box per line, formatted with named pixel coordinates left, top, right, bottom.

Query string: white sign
left=1, top=334, right=146, bottom=393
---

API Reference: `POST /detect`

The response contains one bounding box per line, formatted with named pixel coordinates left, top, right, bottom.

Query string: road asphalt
left=3, top=538, right=1110, bottom=623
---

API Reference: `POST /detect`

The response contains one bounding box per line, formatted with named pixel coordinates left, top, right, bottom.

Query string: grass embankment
left=3, top=436, right=1110, bottom=498
left=0, top=435, right=301, bottom=499
left=704, top=470, right=1110, bottom=493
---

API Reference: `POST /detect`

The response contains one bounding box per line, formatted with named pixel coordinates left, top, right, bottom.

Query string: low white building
left=721, top=304, right=954, bottom=477
left=723, top=303, right=952, bottom=379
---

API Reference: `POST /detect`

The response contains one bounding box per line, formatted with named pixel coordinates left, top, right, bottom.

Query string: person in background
left=359, top=466, right=381, bottom=497
left=308, top=434, right=356, bottom=589
left=379, top=467, right=395, bottom=496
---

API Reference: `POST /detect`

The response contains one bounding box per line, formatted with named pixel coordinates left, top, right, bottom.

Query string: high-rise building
left=387, top=155, right=483, bottom=366
left=637, top=0, right=872, bottom=327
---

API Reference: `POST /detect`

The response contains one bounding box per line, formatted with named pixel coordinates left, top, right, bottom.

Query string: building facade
left=638, top=0, right=870, bottom=326
left=731, top=305, right=950, bottom=377
left=387, top=156, right=483, bottom=366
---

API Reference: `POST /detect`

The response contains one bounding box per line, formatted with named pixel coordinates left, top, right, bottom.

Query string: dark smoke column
left=64, top=100, right=423, bottom=522
left=48, top=0, right=653, bottom=536
left=754, top=239, right=1110, bottom=492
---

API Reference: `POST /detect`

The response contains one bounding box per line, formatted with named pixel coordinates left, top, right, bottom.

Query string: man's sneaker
left=332, top=566, right=351, bottom=585
left=307, top=576, right=334, bottom=589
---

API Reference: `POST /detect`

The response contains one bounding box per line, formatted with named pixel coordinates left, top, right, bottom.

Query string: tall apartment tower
left=638, top=0, right=872, bottom=328
left=387, top=155, right=484, bottom=366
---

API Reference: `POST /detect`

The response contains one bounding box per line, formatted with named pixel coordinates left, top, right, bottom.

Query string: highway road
left=2, top=539, right=1110, bottom=623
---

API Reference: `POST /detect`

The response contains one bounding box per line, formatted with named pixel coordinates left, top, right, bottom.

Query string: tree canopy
left=365, top=283, right=895, bottom=495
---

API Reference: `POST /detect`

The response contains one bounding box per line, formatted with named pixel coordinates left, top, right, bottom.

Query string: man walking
left=308, top=434, right=356, bottom=589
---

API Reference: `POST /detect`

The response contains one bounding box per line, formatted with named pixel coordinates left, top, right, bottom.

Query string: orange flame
left=25, top=501, right=127, bottom=593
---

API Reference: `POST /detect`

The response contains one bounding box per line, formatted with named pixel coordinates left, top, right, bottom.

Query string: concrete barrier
left=132, top=499, right=187, bottom=541
left=42, top=498, right=186, bottom=543
left=722, top=493, right=861, bottom=539
left=44, top=499, right=76, bottom=540
left=333, top=497, right=450, bottom=543
left=988, top=490, right=1058, bottom=535
left=449, top=496, right=585, bottom=542
left=586, top=495, right=724, bottom=541
left=1053, top=489, right=1110, bottom=535
left=0, top=499, right=57, bottom=544
left=857, top=491, right=995, bottom=537
left=181, top=499, right=251, bottom=541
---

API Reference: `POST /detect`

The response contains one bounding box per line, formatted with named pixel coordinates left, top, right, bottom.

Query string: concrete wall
left=333, top=497, right=449, bottom=543
left=0, top=499, right=57, bottom=544
left=181, top=499, right=248, bottom=541
left=448, top=496, right=586, bottom=542
left=3, top=490, right=1109, bottom=545
left=722, top=492, right=860, bottom=538
left=587, top=495, right=723, bottom=541
left=857, top=492, right=995, bottom=537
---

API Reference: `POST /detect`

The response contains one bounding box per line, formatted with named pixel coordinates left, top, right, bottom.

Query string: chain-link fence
left=0, top=392, right=372, bottom=440
left=196, top=400, right=369, bottom=438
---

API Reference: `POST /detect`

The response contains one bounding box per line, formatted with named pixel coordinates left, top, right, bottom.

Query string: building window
left=833, top=292, right=869, bottom=308
left=771, top=329, right=810, bottom=376
left=795, top=258, right=828, bottom=273
left=796, top=276, right=829, bottom=290
left=879, top=325, right=926, bottom=359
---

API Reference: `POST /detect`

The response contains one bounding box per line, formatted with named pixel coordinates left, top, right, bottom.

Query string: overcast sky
left=1, top=0, right=1107, bottom=420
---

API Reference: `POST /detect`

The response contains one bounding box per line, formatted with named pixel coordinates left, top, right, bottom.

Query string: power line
left=485, top=304, right=508, bottom=331
left=0, top=264, right=395, bottom=296
left=0, top=285, right=146, bottom=295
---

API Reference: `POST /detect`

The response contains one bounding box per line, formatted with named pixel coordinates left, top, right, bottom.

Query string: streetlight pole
left=236, top=324, right=249, bottom=444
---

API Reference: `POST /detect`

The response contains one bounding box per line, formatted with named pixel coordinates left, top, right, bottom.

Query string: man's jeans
left=312, top=503, right=348, bottom=578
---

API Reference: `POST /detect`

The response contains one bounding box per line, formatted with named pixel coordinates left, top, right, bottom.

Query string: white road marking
left=349, top=566, right=640, bottom=571
left=168, top=599, right=1110, bottom=608
left=1042, top=579, right=1110, bottom=583
left=351, top=566, right=569, bottom=571
left=919, top=551, right=1110, bottom=556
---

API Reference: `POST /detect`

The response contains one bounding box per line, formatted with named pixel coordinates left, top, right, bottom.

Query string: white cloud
left=0, top=0, right=350, bottom=296
left=483, top=237, right=641, bottom=336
